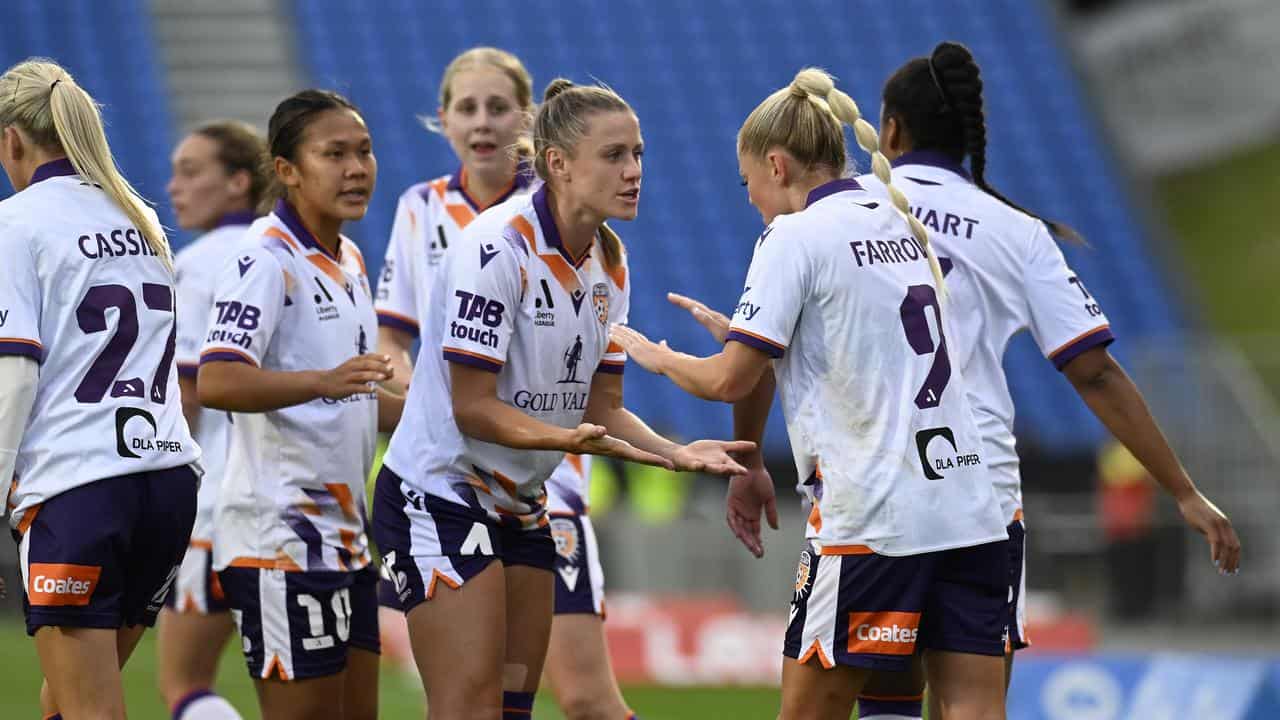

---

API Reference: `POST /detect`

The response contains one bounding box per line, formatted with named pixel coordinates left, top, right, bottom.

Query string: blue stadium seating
left=0, top=0, right=177, bottom=235
left=289, top=0, right=1189, bottom=454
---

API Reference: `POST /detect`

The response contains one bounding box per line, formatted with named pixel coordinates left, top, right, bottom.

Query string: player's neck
left=462, top=165, right=515, bottom=209
left=790, top=171, right=840, bottom=212
left=291, top=199, right=343, bottom=256
left=547, top=186, right=600, bottom=260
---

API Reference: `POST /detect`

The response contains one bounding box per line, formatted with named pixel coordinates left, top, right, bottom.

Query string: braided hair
left=883, top=42, right=1083, bottom=244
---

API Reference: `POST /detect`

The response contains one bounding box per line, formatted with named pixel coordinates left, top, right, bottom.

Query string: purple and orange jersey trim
left=443, top=346, right=504, bottom=373
left=726, top=327, right=786, bottom=358
left=376, top=309, right=419, bottom=337
left=199, top=347, right=258, bottom=367
left=176, top=361, right=199, bottom=379
left=0, top=337, right=43, bottom=363
left=1048, top=324, right=1113, bottom=370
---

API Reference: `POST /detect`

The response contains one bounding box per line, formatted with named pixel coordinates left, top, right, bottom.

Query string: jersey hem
left=1049, top=325, right=1113, bottom=370
left=443, top=348, right=503, bottom=372
left=376, top=310, right=420, bottom=337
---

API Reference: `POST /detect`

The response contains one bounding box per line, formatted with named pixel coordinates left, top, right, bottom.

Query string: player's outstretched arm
left=449, top=362, right=674, bottom=469
left=581, top=372, right=755, bottom=478
left=199, top=353, right=393, bottom=413
left=609, top=325, right=771, bottom=403
left=1063, top=345, right=1241, bottom=574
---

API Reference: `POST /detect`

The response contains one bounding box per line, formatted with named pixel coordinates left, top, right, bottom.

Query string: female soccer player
left=844, top=41, right=1239, bottom=720
left=157, top=119, right=268, bottom=720
left=198, top=90, right=400, bottom=720
left=610, top=68, right=1013, bottom=720
left=372, top=78, right=753, bottom=719
left=0, top=59, right=200, bottom=720
left=374, top=48, right=637, bottom=719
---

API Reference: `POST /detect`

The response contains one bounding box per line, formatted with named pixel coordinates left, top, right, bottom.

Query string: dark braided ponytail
left=884, top=42, right=1084, bottom=244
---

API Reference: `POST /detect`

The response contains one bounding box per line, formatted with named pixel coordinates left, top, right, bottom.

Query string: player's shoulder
left=175, top=223, right=256, bottom=269
left=405, top=173, right=455, bottom=208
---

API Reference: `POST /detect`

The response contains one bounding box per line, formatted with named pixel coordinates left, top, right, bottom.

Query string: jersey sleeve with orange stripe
left=198, top=243, right=286, bottom=369
left=1022, top=222, right=1113, bottom=368
left=440, top=226, right=523, bottom=373
left=725, top=222, right=813, bottom=358
left=374, top=187, right=425, bottom=337
left=0, top=213, right=44, bottom=364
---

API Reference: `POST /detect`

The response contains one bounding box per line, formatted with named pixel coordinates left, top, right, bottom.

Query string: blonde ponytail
left=0, top=59, right=172, bottom=272
left=792, top=69, right=946, bottom=295
left=738, top=68, right=947, bottom=295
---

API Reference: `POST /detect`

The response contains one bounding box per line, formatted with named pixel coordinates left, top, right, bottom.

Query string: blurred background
left=1, top=0, right=1277, bottom=718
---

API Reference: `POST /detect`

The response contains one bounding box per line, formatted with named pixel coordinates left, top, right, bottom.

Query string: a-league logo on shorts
left=794, top=550, right=812, bottom=600
left=550, top=518, right=580, bottom=561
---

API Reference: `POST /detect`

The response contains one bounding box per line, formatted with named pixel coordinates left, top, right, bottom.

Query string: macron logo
left=238, top=256, right=255, bottom=276
left=28, top=563, right=101, bottom=606
left=479, top=243, right=500, bottom=269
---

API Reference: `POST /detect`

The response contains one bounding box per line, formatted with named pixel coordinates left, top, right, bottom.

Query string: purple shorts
left=372, top=466, right=554, bottom=613
left=218, top=564, right=380, bottom=681
left=784, top=539, right=1009, bottom=672
left=14, top=465, right=199, bottom=636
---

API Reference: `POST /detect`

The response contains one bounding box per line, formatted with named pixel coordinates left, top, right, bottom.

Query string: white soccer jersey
left=726, top=178, right=1006, bottom=557
left=174, top=212, right=257, bottom=542
left=200, top=200, right=377, bottom=573
left=859, top=152, right=1114, bottom=523
left=375, top=167, right=535, bottom=339
left=0, top=159, right=199, bottom=530
left=546, top=454, right=592, bottom=515
left=382, top=186, right=629, bottom=528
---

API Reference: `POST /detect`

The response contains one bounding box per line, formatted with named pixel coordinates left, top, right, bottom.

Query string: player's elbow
left=710, top=371, right=754, bottom=403
left=450, top=395, right=488, bottom=439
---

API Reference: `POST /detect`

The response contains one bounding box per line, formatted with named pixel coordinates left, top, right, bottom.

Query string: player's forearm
left=452, top=394, right=574, bottom=451
left=733, top=368, right=775, bottom=467
left=588, top=405, right=682, bottom=460
left=0, top=356, right=38, bottom=513
left=178, top=375, right=202, bottom=434
left=376, top=387, right=404, bottom=433
left=198, top=362, right=325, bottom=412
left=656, top=350, right=756, bottom=403
left=377, top=326, right=414, bottom=395
left=1067, top=350, right=1196, bottom=501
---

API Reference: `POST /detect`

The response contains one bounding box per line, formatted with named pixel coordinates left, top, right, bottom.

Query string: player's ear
left=274, top=155, right=300, bottom=191
left=767, top=150, right=788, bottom=187
left=437, top=106, right=447, bottom=133
left=545, top=145, right=569, bottom=182
left=226, top=167, right=252, bottom=199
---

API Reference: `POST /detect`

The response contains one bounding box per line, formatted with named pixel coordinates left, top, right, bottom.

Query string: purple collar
left=273, top=199, right=340, bottom=261
left=804, top=178, right=863, bottom=209
left=30, top=157, right=78, bottom=186
left=532, top=184, right=591, bottom=268
left=891, top=150, right=971, bottom=181
left=215, top=210, right=257, bottom=230
left=447, top=163, right=534, bottom=212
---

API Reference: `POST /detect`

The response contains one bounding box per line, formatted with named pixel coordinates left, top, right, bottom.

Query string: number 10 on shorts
left=296, top=588, right=352, bottom=651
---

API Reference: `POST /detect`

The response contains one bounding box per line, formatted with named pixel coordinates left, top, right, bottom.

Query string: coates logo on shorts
left=28, top=563, right=102, bottom=606
left=846, top=611, right=921, bottom=655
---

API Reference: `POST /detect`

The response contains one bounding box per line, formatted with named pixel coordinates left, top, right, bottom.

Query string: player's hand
left=671, top=439, right=757, bottom=477
left=567, top=423, right=675, bottom=470
left=608, top=325, right=672, bottom=375
left=726, top=463, right=779, bottom=558
left=668, top=292, right=731, bottom=344
left=317, top=354, right=394, bottom=400
left=1177, top=490, right=1241, bottom=574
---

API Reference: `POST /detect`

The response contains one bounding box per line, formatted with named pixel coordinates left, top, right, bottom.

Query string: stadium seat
left=288, top=0, right=1188, bottom=452
left=0, top=0, right=178, bottom=236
